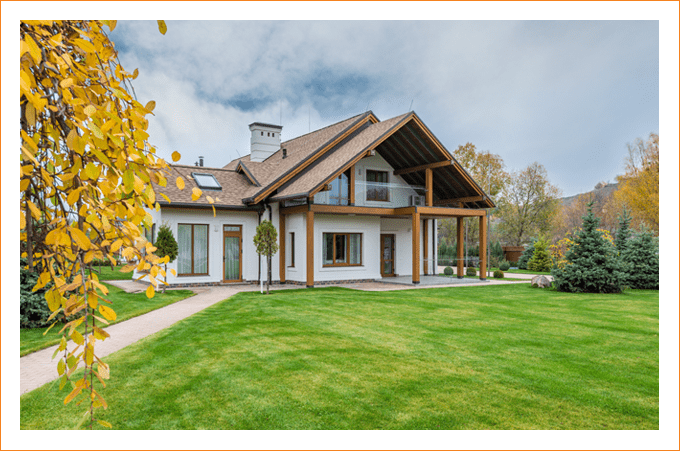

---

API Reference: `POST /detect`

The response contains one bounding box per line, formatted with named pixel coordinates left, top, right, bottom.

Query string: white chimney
left=249, top=122, right=282, bottom=162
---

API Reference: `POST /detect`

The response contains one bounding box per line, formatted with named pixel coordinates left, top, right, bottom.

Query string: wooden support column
left=306, top=209, right=314, bottom=288
left=412, top=211, right=421, bottom=284
left=457, top=217, right=464, bottom=279
left=423, top=219, right=429, bottom=275
left=425, top=168, right=433, bottom=206
left=279, top=213, right=286, bottom=283
left=349, top=164, right=356, bottom=206
left=479, top=213, right=487, bottom=280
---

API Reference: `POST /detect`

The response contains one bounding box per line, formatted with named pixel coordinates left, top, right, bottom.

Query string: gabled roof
left=156, top=165, right=260, bottom=208
left=157, top=110, right=495, bottom=209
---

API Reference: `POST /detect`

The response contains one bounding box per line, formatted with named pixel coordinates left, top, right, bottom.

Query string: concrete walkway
left=20, top=278, right=529, bottom=395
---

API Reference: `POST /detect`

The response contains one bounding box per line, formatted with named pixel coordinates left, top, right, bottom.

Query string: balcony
left=312, top=181, right=427, bottom=208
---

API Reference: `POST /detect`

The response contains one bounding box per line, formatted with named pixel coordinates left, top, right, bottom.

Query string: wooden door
left=380, top=234, right=395, bottom=277
left=223, top=225, right=242, bottom=282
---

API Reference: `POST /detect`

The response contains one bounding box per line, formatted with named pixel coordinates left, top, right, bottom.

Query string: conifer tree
left=620, top=225, right=659, bottom=289
left=527, top=237, right=553, bottom=272
left=154, top=225, right=178, bottom=293
left=615, top=207, right=633, bottom=255
left=517, top=237, right=537, bottom=270
left=552, top=203, right=624, bottom=293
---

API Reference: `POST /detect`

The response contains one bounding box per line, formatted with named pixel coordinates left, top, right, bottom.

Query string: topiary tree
left=517, top=237, right=537, bottom=270
left=154, top=225, right=178, bottom=293
left=552, top=203, right=624, bottom=293
left=443, top=266, right=454, bottom=276
left=254, top=220, right=279, bottom=294
left=20, top=257, right=53, bottom=328
left=620, top=225, right=659, bottom=289
left=527, top=237, right=553, bottom=272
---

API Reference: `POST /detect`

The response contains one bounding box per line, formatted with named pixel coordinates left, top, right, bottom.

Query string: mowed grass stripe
left=20, top=285, right=658, bottom=430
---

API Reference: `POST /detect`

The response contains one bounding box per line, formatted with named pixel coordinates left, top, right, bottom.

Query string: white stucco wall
left=136, top=207, right=267, bottom=284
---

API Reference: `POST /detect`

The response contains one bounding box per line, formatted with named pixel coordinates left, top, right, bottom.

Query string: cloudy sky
left=109, top=19, right=659, bottom=197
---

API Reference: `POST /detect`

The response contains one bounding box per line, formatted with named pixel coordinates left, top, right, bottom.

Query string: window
left=143, top=224, right=156, bottom=244
left=366, top=170, right=389, bottom=201
left=177, top=224, right=209, bottom=276
left=289, top=232, right=295, bottom=267
left=191, top=173, right=222, bottom=190
left=327, top=169, right=351, bottom=205
left=322, top=233, right=362, bottom=267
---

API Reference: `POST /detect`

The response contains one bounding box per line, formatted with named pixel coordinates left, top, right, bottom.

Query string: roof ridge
left=280, top=111, right=372, bottom=146
left=171, top=164, right=238, bottom=172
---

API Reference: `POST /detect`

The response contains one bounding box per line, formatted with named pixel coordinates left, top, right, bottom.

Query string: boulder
left=531, top=275, right=552, bottom=288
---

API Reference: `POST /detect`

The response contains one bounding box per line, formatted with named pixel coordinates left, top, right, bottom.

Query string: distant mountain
left=561, top=182, right=618, bottom=206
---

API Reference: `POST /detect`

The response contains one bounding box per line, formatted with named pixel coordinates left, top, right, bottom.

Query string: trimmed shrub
left=499, top=260, right=510, bottom=271
left=552, top=203, right=624, bottom=293
left=493, top=269, right=504, bottom=278
left=20, top=258, right=52, bottom=329
left=466, top=267, right=477, bottom=277
left=527, top=238, right=553, bottom=272
left=517, top=238, right=537, bottom=270
left=443, top=266, right=454, bottom=276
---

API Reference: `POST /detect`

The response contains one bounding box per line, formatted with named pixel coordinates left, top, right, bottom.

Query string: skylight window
left=191, top=173, right=222, bottom=190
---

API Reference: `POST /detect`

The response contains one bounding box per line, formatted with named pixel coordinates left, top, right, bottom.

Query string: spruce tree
left=552, top=202, right=624, bottom=293
left=154, top=225, right=178, bottom=293
left=517, top=237, right=537, bottom=270
left=620, top=225, right=659, bottom=289
left=615, top=207, right=633, bottom=255
left=527, top=237, right=553, bottom=272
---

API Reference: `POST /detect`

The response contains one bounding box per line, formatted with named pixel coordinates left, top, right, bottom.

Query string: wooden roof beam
left=393, top=160, right=453, bottom=176
left=434, top=195, right=486, bottom=206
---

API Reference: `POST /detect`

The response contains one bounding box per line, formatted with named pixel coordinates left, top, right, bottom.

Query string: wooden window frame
left=322, top=232, right=363, bottom=267
left=289, top=232, right=295, bottom=268
left=366, top=169, right=390, bottom=202
left=177, top=223, right=210, bottom=276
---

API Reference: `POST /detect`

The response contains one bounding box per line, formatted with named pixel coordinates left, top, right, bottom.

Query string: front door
left=223, top=225, right=242, bottom=282
left=380, top=234, right=395, bottom=277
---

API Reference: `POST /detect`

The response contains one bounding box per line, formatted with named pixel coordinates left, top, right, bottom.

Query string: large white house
left=143, top=111, right=494, bottom=287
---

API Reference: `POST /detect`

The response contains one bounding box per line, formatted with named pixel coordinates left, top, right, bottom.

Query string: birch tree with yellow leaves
left=19, top=20, right=188, bottom=429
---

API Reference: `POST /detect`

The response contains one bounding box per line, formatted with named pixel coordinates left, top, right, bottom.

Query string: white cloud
left=111, top=20, right=659, bottom=195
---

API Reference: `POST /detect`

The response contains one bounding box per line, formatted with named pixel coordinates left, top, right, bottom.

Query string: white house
left=142, top=111, right=494, bottom=287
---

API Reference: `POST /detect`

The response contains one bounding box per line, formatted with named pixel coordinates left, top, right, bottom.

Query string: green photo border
left=0, top=1, right=679, bottom=450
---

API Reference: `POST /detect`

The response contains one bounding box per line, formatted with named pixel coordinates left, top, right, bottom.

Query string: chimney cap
left=249, top=122, right=282, bottom=130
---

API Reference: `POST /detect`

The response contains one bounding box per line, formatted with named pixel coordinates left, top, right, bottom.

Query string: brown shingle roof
left=271, top=113, right=411, bottom=200
left=155, top=165, right=259, bottom=208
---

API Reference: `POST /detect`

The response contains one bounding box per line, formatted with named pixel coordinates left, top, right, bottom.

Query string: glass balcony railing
left=313, top=181, right=427, bottom=208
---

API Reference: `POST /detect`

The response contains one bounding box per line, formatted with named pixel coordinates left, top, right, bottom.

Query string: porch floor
left=378, top=275, right=489, bottom=286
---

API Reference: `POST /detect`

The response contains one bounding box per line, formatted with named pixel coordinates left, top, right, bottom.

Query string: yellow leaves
left=64, top=379, right=85, bottom=405
left=20, top=211, right=26, bottom=229
left=93, top=326, right=110, bottom=341
left=171, top=151, right=181, bottom=162
left=85, top=343, right=95, bottom=366
left=99, top=304, right=116, bottom=321
left=87, top=291, right=99, bottom=309
left=57, top=359, right=65, bottom=376
left=146, top=284, right=155, bottom=299
left=97, top=420, right=112, bottom=429
left=191, top=187, right=202, bottom=201
left=20, top=69, right=32, bottom=91
left=60, top=78, right=74, bottom=89
left=25, top=102, right=37, bottom=127
left=123, top=169, right=135, bottom=193
left=98, top=362, right=110, bottom=379
left=133, top=175, right=145, bottom=195
left=69, top=226, right=92, bottom=250
left=105, top=20, right=117, bottom=32
left=110, top=239, right=123, bottom=253
left=157, top=20, right=167, bottom=35
left=85, top=162, right=101, bottom=180
left=27, top=200, right=42, bottom=219
left=24, top=33, right=42, bottom=64
left=20, top=39, right=29, bottom=57
left=145, top=100, right=156, bottom=112
left=132, top=68, right=139, bottom=79
left=66, top=187, right=83, bottom=206
left=176, top=176, right=185, bottom=190
left=45, top=288, right=61, bottom=311
left=73, top=38, right=96, bottom=54
left=83, top=105, right=96, bottom=117
left=71, top=329, right=85, bottom=346
left=170, top=268, right=177, bottom=277
left=89, top=122, right=104, bottom=140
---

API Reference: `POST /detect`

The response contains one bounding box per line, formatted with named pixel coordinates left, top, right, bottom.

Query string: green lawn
left=20, top=284, right=194, bottom=356
left=20, top=285, right=658, bottom=430
left=88, top=265, right=134, bottom=280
